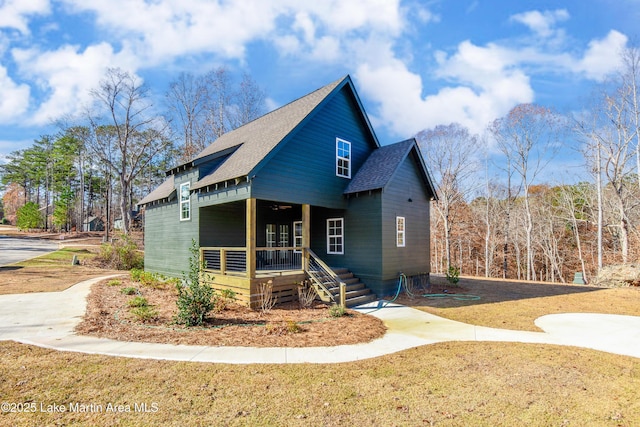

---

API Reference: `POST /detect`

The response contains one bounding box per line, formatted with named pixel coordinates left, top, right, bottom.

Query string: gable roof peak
left=189, top=74, right=375, bottom=191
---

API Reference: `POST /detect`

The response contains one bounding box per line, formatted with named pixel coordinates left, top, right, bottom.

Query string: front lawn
left=1, top=340, right=638, bottom=426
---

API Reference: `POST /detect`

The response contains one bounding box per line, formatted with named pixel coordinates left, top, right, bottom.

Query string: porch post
left=302, top=204, right=311, bottom=271
left=246, top=198, right=256, bottom=279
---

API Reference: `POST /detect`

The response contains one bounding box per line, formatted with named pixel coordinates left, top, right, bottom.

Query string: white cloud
left=0, top=0, right=50, bottom=34
left=12, top=42, right=138, bottom=125
left=510, top=9, right=569, bottom=38
left=355, top=38, right=534, bottom=138
left=572, top=30, right=627, bottom=80
left=0, top=65, right=30, bottom=123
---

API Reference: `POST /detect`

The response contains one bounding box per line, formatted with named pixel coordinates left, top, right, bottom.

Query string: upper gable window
left=336, top=138, right=351, bottom=178
left=180, top=182, right=190, bottom=221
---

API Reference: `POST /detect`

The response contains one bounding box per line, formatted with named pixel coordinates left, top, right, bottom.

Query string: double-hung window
left=180, top=182, right=191, bottom=221
left=327, top=218, right=344, bottom=254
left=336, top=138, right=351, bottom=178
left=293, top=221, right=303, bottom=252
left=396, top=216, right=406, bottom=247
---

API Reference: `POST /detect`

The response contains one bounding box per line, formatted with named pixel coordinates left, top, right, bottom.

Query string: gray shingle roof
left=191, top=76, right=347, bottom=191
left=137, top=175, right=175, bottom=206
left=344, top=139, right=436, bottom=196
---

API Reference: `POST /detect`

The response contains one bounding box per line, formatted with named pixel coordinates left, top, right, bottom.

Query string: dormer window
left=336, top=138, right=351, bottom=178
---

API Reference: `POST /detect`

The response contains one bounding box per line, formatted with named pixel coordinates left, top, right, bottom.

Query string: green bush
left=445, top=265, right=460, bottom=286
left=107, top=279, right=122, bottom=287
left=128, top=296, right=149, bottom=308
left=328, top=304, right=346, bottom=318
left=130, top=268, right=143, bottom=282
left=131, top=268, right=175, bottom=289
left=130, top=305, right=158, bottom=322
left=1, top=218, right=9, bottom=225
left=120, top=287, right=138, bottom=295
left=215, top=288, right=237, bottom=312
left=98, top=234, right=143, bottom=270
left=175, top=240, right=216, bottom=327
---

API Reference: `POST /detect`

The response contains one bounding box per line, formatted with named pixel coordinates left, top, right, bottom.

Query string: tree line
left=420, top=46, right=640, bottom=283
left=0, top=67, right=265, bottom=236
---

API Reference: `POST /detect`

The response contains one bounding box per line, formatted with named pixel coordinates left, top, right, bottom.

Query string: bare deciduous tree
left=166, top=67, right=265, bottom=162
left=417, top=123, right=479, bottom=269
left=87, top=68, right=172, bottom=235
left=490, top=104, right=564, bottom=280
left=166, top=72, right=209, bottom=162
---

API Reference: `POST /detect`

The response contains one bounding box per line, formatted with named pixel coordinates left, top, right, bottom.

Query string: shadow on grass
left=397, top=274, right=606, bottom=309
left=0, top=266, right=23, bottom=272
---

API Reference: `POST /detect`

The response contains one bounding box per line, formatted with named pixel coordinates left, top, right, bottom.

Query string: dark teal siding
left=251, top=86, right=377, bottom=208
left=144, top=170, right=199, bottom=277
left=343, top=193, right=383, bottom=286
left=379, top=151, right=431, bottom=294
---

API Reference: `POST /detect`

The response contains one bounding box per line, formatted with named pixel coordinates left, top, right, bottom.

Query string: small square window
left=336, top=138, right=351, bottom=178
left=396, top=216, right=405, bottom=247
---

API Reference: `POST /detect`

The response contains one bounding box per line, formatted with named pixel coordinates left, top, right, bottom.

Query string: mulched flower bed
left=76, top=278, right=387, bottom=347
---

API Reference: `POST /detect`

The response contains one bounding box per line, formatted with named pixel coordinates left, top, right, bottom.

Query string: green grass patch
left=16, top=247, right=95, bottom=267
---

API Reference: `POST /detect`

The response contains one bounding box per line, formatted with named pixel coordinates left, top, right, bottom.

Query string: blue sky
left=0, top=0, right=636, bottom=178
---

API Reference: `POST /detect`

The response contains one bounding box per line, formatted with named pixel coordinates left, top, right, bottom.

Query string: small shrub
left=297, top=280, right=317, bottom=309
left=139, top=271, right=163, bottom=288
left=265, top=320, right=301, bottom=335
left=107, top=279, right=122, bottom=287
left=445, top=265, right=460, bottom=286
left=98, top=234, right=143, bottom=270
left=215, top=288, right=237, bottom=312
left=130, top=268, right=143, bottom=282
left=220, top=288, right=236, bottom=300
left=286, top=319, right=301, bottom=333
left=130, top=305, right=159, bottom=322
left=175, top=240, right=216, bottom=327
left=258, top=280, right=276, bottom=314
left=121, top=286, right=138, bottom=295
left=328, top=304, right=346, bottom=318
left=1, top=218, right=10, bottom=225
left=128, top=296, right=149, bottom=308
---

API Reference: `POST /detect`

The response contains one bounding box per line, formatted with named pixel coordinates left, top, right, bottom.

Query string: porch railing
left=200, top=246, right=302, bottom=275
left=305, top=248, right=342, bottom=304
left=256, top=247, right=302, bottom=271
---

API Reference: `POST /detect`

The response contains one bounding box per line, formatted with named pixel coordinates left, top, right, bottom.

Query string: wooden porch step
left=344, top=293, right=377, bottom=307
left=325, top=271, right=376, bottom=307
left=307, top=265, right=376, bottom=307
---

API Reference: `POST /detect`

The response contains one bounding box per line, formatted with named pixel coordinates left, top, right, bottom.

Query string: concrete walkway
left=1, top=276, right=639, bottom=363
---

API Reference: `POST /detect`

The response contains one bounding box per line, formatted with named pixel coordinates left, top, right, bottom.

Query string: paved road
left=0, top=236, right=59, bottom=266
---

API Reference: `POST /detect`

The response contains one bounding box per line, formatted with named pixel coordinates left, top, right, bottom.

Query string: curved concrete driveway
left=1, top=276, right=639, bottom=363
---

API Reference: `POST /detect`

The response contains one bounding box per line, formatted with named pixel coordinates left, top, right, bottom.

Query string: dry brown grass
left=1, top=340, right=639, bottom=426
left=397, top=275, right=640, bottom=331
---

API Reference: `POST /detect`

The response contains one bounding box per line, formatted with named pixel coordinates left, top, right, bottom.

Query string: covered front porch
left=198, top=198, right=344, bottom=307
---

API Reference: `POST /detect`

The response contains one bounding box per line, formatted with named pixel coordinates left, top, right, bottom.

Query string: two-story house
left=138, top=75, right=436, bottom=307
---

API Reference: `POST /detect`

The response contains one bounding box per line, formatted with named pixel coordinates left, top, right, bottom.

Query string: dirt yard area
left=76, top=276, right=387, bottom=347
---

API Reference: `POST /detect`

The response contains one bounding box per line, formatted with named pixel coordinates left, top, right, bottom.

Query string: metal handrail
left=305, top=248, right=343, bottom=304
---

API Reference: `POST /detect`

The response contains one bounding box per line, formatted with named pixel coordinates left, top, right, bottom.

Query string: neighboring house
left=113, top=210, right=142, bottom=231
left=83, top=216, right=104, bottom=232
left=139, top=75, right=437, bottom=307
